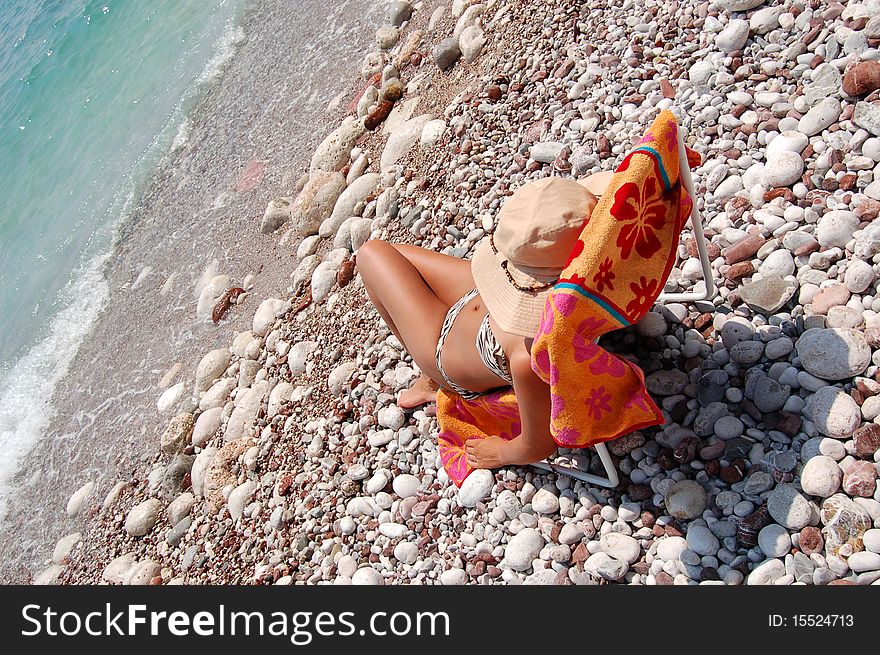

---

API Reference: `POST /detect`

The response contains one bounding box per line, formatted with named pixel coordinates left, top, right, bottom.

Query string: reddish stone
left=843, top=61, right=880, bottom=96
left=775, top=413, right=803, bottom=438
left=660, top=78, right=675, bottom=99
left=664, top=523, right=685, bottom=538
left=725, top=196, right=752, bottom=221
left=571, top=542, right=589, bottom=566
left=853, top=424, right=880, bottom=458
left=687, top=237, right=721, bottom=259
left=723, top=234, right=766, bottom=264
left=720, top=458, right=747, bottom=484
left=364, top=100, right=394, bottom=131
left=235, top=157, right=266, bottom=193
left=839, top=174, right=858, bottom=191
left=799, top=526, right=824, bottom=556
left=655, top=572, right=674, bottom=585
left=828, top=580, right=857, bottom=585
left=486, top=85, right=502, bottom=102
left=608, top=430, right=646, bottom=456
left=856, top=199, right=880, bottom=221
left=811, top=284, right=851, bottom=314
left=337, top=259, right=356, bottom=288
left=725, top=261, right=754, bottom=281
left=640, top=511, right=656, bottom=528
left=737, top=507, right=772, bottom=548
left=627, top=484, right=652, bottom=501
left=842, top=460, right=878, bottom=497
left=674, top=435, right=700, bottom=464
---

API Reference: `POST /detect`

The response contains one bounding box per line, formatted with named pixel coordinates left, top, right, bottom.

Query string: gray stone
left=796, top=328, right=870, bottom=381
left=715, top=0, right=766, bottom=11
left=686, top=525, right=720, bottom=556
left=767, top=484, right=813, bottom=530
left=763, top=151, right=804, bottom=187
left=854, top=101, right=880, bottom=136
left=817, top=211, right=860, bottom=249
left=665, top=480, right=708, bottom=520
left=433, top=37, right=461, bottom=71
left=805, top=64, right=842, bottom=106
left=800, top=455, right=842, bottom=497
left=809, top=386, right=860, bottom=439
left=530, top=142, right=565, bottom=163
left=645, top=369, right=688, bottom=396
left=389, top=1, right=413, bottom=27
left=747, top=558, right=785, bottom=585
left=798, top=97, right=842, bottom=136
left=224, top=381, right=270, bottom=442
left=125, top=499, right=162, bottom=537
left=504, top=528, right=544, bottom=571
left=753, top=375, right=790, bottom=413
left=715, top=19, right=750, bottom=53
left=738, top=274, right=797, bottom=314
left=458, top=469, right=493, bottom=507
left=758, top=524, right=791, bottom=558
left=310, top=117, right=365, bottom=173
left=259, top=198, right=291, bottom=234
left=459, top=25, right=486, bottom=63
left=599, top=533, right=640, bottom=564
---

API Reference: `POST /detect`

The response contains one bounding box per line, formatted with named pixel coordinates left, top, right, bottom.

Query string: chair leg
left=531, top=442, right=619, bottom=488
left=655, top=125, right=717, bottom=304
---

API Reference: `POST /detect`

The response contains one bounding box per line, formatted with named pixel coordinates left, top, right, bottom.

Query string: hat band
left=490, top=231, right=559, bottom=292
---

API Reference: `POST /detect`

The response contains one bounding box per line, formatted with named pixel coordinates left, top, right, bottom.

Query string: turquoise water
left=0, top=0, right=246, bottom=500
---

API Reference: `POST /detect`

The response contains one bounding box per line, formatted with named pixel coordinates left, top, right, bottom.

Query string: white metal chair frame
left=532, top=126, right=717, bottom=487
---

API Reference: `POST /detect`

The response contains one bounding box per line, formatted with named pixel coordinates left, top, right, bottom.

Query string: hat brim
left=471, top=237, right=553, bottom=339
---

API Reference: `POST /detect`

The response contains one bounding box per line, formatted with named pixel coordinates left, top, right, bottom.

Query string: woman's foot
left=466, top=434, right=557, bottom=470
left=397, top=373, right=439, bottom=409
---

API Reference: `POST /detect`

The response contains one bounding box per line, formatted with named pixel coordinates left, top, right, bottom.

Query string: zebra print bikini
left=434, top=288, right=514, bottom=400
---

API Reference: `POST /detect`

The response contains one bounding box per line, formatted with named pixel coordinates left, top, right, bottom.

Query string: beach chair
left=532, top=122, right=717, bottom=487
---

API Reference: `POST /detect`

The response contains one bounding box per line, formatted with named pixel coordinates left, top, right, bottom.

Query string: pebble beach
left=25, top=0, right=880, bottom=586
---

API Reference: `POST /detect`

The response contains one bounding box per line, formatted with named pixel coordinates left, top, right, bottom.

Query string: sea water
left=0, top=0, right=247, bottom=512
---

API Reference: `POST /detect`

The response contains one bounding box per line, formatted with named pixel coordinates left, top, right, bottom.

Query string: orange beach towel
left=437, top=110, right=701, bottom=486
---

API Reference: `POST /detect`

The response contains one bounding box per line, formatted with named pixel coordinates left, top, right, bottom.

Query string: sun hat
left=471, top=177, right=598, bottom=338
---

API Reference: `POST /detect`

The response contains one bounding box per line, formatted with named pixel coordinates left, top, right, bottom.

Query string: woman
left=357, top=172, right=613, bottom=470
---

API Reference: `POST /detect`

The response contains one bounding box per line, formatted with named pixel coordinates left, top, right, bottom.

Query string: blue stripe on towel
left=630, top=145, right=671, bottom=191
left=555, top=282, right=630, bottom=327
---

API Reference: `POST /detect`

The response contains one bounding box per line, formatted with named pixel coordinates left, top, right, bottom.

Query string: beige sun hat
left=471, top=177, right=598, bottom=338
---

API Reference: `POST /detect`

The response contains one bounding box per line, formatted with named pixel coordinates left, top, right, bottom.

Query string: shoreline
left=21, top=0, right=880, bottom=586
left=0, top=0, right=386, bottom=582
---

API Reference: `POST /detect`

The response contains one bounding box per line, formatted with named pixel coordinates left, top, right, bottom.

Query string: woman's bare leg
left=356, top=240, right=474, bottom=407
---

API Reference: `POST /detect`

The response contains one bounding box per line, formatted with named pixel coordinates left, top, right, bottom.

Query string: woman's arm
left=499, top=347, right=557, bottom=465
left=465, top=340, right=557, bottom=469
